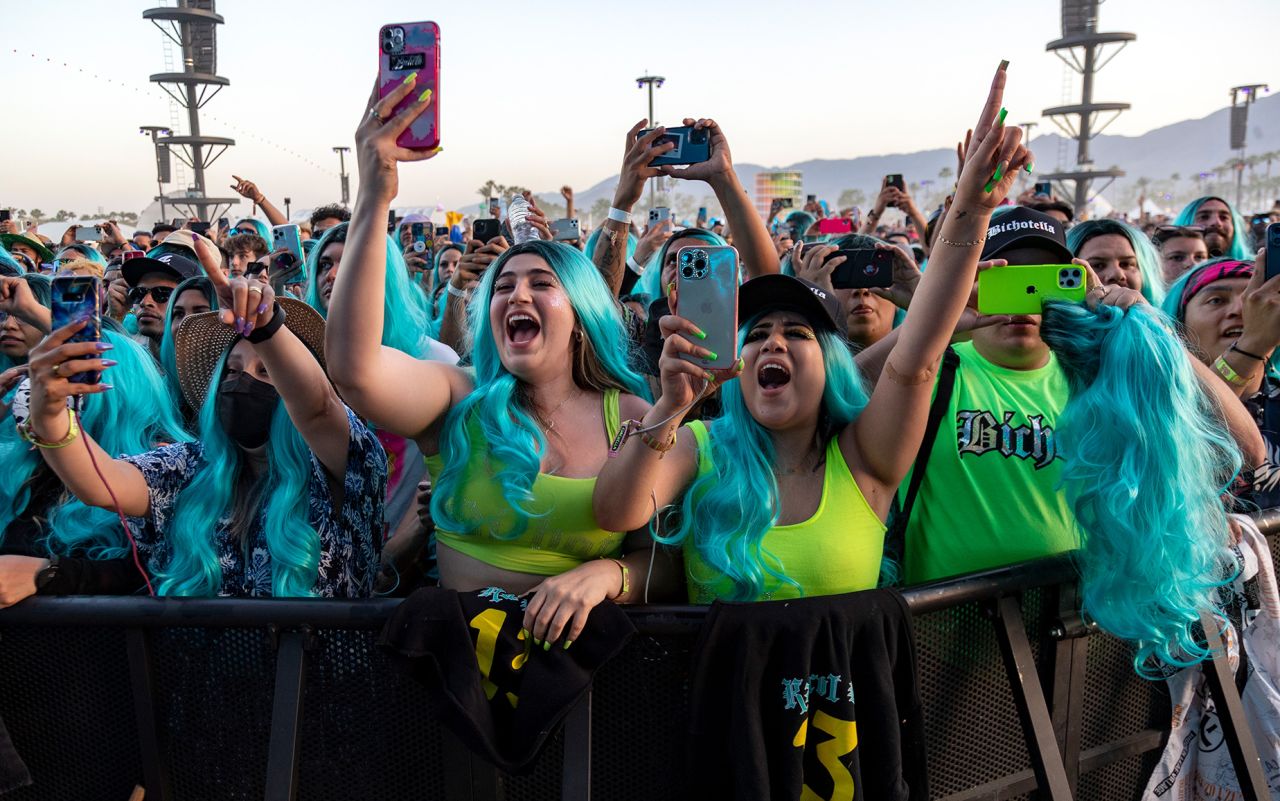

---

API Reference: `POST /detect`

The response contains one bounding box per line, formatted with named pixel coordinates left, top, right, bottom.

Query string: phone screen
left=0, top=210, right=10, bottom=223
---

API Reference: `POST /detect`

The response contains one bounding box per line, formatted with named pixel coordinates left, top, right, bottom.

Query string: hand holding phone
left=674, top=245, right=739, bottom=371
left=271, top=225, right=306, bottom=285
left=410, top=222, right=427, bottom=253
left=51, top=275, right=104, bottom=386
left=473, top=218, right=501, bottom=245
left=1265, top=222, right=1280, bottom=282
left=827, top=248, right=893, bottom=289
left=74, top=225, right=103, bottom=242
left=377, top=21, right=441, bottom=151
left=977, top=265, right=1086, bottom=314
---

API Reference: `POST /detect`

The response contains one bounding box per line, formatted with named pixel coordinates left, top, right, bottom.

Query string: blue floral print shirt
left=121, top=407, right=387, bottom=598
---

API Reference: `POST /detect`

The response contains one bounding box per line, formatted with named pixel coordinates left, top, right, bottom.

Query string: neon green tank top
left=682, top=420, right=886, bottom=603
left=902, top=341, right=1077, bottom=584
left=427, top=389, right=625, bottom=576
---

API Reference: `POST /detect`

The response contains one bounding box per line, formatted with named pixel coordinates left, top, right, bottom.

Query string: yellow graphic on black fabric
left=796, top=711, right=859, bottom=801
left=468, top=608, right=532, bottom=708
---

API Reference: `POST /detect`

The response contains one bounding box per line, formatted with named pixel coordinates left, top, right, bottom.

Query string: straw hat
left=0, top=231, right=55, bottom=264
left=173, top=297, right=327, bottom=411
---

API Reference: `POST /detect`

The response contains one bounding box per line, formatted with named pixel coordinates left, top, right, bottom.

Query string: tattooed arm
left=591, top=219, right=629, bottom=295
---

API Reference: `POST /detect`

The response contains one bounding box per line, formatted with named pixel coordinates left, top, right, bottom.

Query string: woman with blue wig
left=328, top=75, right=661, bottom=648
left=1175, top=196, right=1254, bottom=261
left=1067, top=218, right=1165, bottom=305
left=596, top=62, right=1031, bottom=603
left=21, top=242, right=387, bottom=598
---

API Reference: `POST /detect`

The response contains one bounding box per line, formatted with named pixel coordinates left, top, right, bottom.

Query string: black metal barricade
left=2, top=510, right=1278, bottom=801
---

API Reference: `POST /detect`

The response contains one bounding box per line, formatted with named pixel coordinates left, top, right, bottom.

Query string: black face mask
left=216, top=372, right=278, bottom=449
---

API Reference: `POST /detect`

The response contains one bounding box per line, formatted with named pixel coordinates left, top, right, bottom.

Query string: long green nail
left=534, top=638, right=543, bottom=646
left=563, top=640, right=573, bottom=650
left=542, top=640, right=551, bottom=651
left=996, top=107, right=1007, bottom=126
left=695, top=329, right=707, bottom=340
left=736, top=357, right=745, bottom=371
left=999, top=60, right=1009, bottom=71
left=1025, top=163, right=1034, bottom=174
left=983, top=163, right=1007, bottom=194
left=704, top=350, right=719, bottom=362
left=403, top=71, right=418, bottom=85
left=418, top=88, right=433, bottom=104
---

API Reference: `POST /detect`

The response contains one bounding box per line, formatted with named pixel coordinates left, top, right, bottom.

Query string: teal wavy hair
left=0, top=274, right=50, bottom=376
left=1067, top=218, right=1166, bottom=305
left=1041, top=300, right=1239, bottom=674
left=156, top=348, right=325, bottom=597
left=233, top=217, right=273, bottom=245
left=0, top=245, right=25, bottom=275
left=656, top=313, right=872, bottom=600
left=0, top=325, right=191, bottom=558
left=1161, top=256, right=1280, bottom=380
left=427, top=244, right=466, bottom=334
left=430, top=240, right=650, bottom=537
left=55, top=244, right=106, bottom=266
left=785, top=210, right=822, bottom=246
left=158, top=276, right=218, bottom=418
left=306, top=222, right=436, bottom=357
left=635, top=228, right=727, bottom=302
left=1175, top=196, right=1254, bottom=261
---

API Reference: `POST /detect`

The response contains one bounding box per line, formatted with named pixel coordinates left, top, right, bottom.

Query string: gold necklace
left=535, top=389, right=580, bottom=434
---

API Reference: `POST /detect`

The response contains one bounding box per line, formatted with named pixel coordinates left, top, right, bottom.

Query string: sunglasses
left=127, top=285, right=175, bottom=306
left=1153, top=225, right=1205, bottom=243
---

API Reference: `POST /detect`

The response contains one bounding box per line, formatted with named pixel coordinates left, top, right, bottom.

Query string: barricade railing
left=2, top=509, right=1277, bottom=801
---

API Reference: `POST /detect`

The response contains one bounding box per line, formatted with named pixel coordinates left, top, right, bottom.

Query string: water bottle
left=507, top=195, right=542, bottom=245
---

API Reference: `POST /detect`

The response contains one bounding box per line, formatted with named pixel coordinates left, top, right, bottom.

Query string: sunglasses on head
left=127, top=285, right=175, bottom=306
left=1153, top=225, right=1205, bottom=244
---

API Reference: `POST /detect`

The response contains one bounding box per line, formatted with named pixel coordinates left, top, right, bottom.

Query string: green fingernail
left=736, top=357, right=745, bottom=370
left=993, top=163, right=1005, bottom=183
left=418, top=88, right=433, bottom=104
left=1025, top=163, right=1034, bottom=174
left=996, top=107, right=1007, bottom=126
left=519, top=628, right=529, bottom=639
left=534, top=638, right=542, bottom=646
left=542, top=640, right=551, bottom=651
left=403, top=71, right=418, bottom=84
left=695, top=329, right=707, bottom=340
left=704, top=350, right=719, bottom=361
left=564, top=640, right=573, bottom=650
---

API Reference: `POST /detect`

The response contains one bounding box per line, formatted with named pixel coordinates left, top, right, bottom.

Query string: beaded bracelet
left=936, top=234, right=986, bottom=249
left=638, top=428, right=677, bottom=458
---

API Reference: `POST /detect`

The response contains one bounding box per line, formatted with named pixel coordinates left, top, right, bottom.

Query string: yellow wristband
left=606, top=558, right=630, bottom=601
left=18, top=408, right=80, bottom=449
left=1214, top=355, right=1250, bottom=387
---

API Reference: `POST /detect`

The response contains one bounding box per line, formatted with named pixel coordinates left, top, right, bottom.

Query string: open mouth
left=1223, top=326, right=1244, bottom=339
left=506, top=312, right=542, bottom=346
left=758, top=361, right=792, bottom=391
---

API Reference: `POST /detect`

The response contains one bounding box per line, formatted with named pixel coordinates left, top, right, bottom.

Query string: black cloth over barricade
left=0, top=713, right=30, bottom=796
left=687, top=588, right=927, bottom=801
left=379, top=586, right=635, bottom=772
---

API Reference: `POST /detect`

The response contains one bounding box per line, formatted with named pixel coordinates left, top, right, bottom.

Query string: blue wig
left=430, top=240, right=650, bottom=537
left=784, top=210, right=821, bottom=245
left=0, top=245, right=25, bottom=275
left=233, top=217, right=273, bottom=246
left=1175, top=196, right=1254, bottom=261
left=156, top=349, right=323, bottom=597
left=1041, top=300, right=1239, bottom=674
left=0, top=326, right=192, bottom=558
left=656, top=314, right=871, bottom=600
left=55, top=244, right=106, bottom=266
left=158, top=276, right=219, bottom=417
left=305, top=222, right=436, bottom=358
left=1067, top=219, right=1166, bottom=306
left=0, top=274, right=50, bottom=376
left=635, top=228, right=727, bottom=302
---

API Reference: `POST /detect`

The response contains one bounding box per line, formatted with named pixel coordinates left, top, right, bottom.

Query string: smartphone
left=271, top=224, right=306, bottom=285
left=434, top=225, right=449, bottom=237
left=1265, top=222, right=1280, bottom=281
left=818, top=218, right=853, bottom=236
left=74, top=225, right=103, bottom=242
left=828, top=249, right=893, bottom=289
left=697, top=207, right=707, bottom=224
left=550, top=219, right=580, bottom=242
left=1034, top=180, right=1053, bottom=196
left=0, top=210, right=10, bottom=223
left=171, top=218, right=185, bottom=228
left=378, top=22, right=440, bottom=151
left=410, top=222, right=427, bottom=253
left=885, top=174, right=905, bottom=191
left=387, top=210, right=398, bottom=232
left=649, top=207, right=672, bottom=227
left=642, top=125, right=711, bottom=167
left=778, top=197, right=794, bottom=209
left=121, top=251, right=145, bottom=263
left=474, top=218, right=501, bottom=244
left=189, top=221, right=211, bottom=236
left=218, top=217, right=230, bottom=231
left=51, top=275, right=103, bottom=385
left=978, top=264, right=1087, bottom=315
left=488, top=198, right=501, bottom=218
left=675, top=245, right=739, bottom=371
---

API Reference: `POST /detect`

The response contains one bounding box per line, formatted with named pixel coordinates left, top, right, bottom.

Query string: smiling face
left=488, top=253, right=577, bottom=382
left=317, top=241, right=344, bottom=308
left=739, top=311, right=826, bottom=432
left=1078, top=232, right=1142, bottom=294
left=1181, top=277, right=1250, bottom=365
left=1193, top=199, right=1234, bottom=256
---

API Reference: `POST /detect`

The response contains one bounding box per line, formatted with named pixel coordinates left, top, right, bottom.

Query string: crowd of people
left=2, top=61, right=1279, bottom=671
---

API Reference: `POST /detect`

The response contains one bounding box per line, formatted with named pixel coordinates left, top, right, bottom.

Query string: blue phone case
left=645, top=125, right=711, bottom=167
left=51, top=276, right=102, bottom=385
left=676, top=246, right=739, bottom=371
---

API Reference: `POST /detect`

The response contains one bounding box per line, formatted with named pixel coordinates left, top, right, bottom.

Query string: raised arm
left=24, top=323, right=150, bottom=516
left=0, top=275, right=51, bottom=334
left=230, top=175, right=287, bottom=226
left=592, top=121, right=673, bottom=294
left=846, top=62, right=1029, bottom=494
left=657, top=118, right=779, bottom=279
left=324, top=75, right=469, bottom=440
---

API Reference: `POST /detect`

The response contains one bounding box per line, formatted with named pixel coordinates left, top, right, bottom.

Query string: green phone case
left=977, top=264, right=1087, bottom=315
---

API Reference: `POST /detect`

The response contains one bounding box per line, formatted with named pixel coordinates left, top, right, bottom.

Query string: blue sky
left=2, top=0, right=1276, bottom=216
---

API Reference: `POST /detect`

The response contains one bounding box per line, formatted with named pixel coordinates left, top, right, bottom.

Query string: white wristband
left=446, top=284, right=469, bottom=299
left=607, top=207, right=633, bottom=224
left=627, top=256, right=645, bottom=275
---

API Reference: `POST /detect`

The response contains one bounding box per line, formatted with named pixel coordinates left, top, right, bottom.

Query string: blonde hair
left=56, top=258, right=103, bottom=279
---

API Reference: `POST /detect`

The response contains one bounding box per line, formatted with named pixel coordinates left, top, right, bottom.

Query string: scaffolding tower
left=1041, top=0, right=1134, bottom=219
left=142, top=0, right=239, bottom=221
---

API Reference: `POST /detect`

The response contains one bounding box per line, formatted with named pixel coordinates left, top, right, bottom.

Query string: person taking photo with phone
left=326, top=74, right=665, bottom=650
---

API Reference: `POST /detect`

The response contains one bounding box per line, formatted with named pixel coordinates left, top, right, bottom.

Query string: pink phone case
left=676, top=246, right=740, bottom=371
left=377, top=21, right=440, bottom=150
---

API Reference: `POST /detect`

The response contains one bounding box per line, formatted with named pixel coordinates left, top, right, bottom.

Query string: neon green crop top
left=426, top=389, right=625, bottom=576
left=682, top=420, right=886, bottom=603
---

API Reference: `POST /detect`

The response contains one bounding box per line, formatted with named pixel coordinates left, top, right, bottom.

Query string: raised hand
left=230, top=175, right=265, bottom=203
left=613, top=120, right=676, bottom=210
left=193, top=233, right=276, bottom=337
left=453, top=236, right=509, bottom=291
left=952, top=63, right=1032, bottom=212
left=655, top=313, right=743, bottom=416
left=27, top=320, right=115, bottom=415
left=655, top=118, right=733, bottom=185
left=355, top=74, right=441, bottom=204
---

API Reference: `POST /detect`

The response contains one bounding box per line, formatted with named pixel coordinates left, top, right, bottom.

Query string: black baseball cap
left=980, top=206, right=1073, bottom=263
left=122, top=252, right=201, bottom=287
left=738, top=274, right=843, bottom=333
